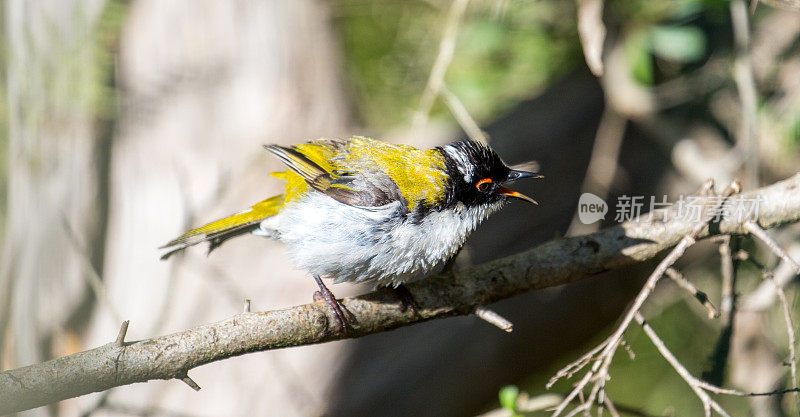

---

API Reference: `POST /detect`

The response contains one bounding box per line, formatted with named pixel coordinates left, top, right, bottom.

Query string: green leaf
left=626, top=30, right=653, bottom=86
left=649, top=25, right=707, bottom=63
left=499, top=385, right=520, bottom=411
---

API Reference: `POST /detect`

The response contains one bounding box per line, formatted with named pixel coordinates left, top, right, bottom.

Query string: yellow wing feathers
left=268, top=137, right=449, bottom=210
left=339, top=137, right=448, bottom=209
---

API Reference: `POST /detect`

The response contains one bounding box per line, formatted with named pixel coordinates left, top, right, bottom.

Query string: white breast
left=258, top=192, right=504, bottom=286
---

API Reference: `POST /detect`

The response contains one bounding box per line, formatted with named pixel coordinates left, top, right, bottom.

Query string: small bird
left=161, top=136, right=540, bottom=332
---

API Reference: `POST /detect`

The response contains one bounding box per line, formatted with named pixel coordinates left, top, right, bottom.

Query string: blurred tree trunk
left=69, top=0, right=353, bottom=416
left=2, top=0, right=353, bottom=415
left=0, top=0, right=110, bottom=402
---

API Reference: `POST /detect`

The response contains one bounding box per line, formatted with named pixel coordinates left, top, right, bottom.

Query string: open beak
left=496, top=169, right=543, bottom=205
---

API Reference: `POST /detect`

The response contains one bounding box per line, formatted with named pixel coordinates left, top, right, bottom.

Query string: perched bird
left=161, top=136, right=540, bottom=332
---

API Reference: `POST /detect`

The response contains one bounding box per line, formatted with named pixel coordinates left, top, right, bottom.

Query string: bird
left=161, top=136, right=541, bottom=333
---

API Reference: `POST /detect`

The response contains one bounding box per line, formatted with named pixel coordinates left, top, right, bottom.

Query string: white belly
left=258, top=192, right=504, bottom=286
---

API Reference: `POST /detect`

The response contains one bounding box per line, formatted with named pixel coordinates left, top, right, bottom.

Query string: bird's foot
left=391, top=284, right=420, bottom=317
left=313, top=275, right=352, bottom=335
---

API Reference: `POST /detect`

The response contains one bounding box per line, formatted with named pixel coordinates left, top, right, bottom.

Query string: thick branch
left=2, top=173, right=800, bottom=414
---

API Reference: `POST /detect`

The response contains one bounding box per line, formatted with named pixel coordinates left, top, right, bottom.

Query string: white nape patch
left=442, top=144, right=474, bottom=183
left=258, top=192, right=505, bottom=286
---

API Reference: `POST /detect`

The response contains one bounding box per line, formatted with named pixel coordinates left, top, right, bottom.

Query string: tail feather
left=160, top=194, right=284, bottom=260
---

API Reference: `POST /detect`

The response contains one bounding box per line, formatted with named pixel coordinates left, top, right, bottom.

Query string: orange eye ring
left=476, top=178, right=492, bottom=192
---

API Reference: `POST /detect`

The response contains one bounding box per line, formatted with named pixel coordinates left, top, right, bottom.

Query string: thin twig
left=635, top=312, right=731, bottom=417
left=744, top=221, right=800, bottom=274
left=60, top=217, right=124, bottom=325
left=576, top=0, right=606, bottom=77
left=737, top=252, right=800, bottom=411
left=550, top=180, right=741, bottom=416
left=739, top=243, right=800, bottom=311
left=769, top=276, right=799, bottom=412
left=718, top=236, right=737, bottom=322
left=566, top=106, right=627, bottom=236
left=664, top=267, right=719, bottom=319
left=730, top=0, right=760, bottom=189
left=473, top=306, right=513, bottom=332
left=703, top=236, right=738, bottom=386
left=440, top=83, right=489, bottom=143
left=413, top=0, right=470, bottom=130
left=601, top=390, right=621, bottom=417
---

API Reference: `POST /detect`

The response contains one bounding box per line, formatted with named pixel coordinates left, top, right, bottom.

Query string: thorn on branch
left=473, top=306, right=513, bottom=332
left=179, top=372, right=201, bottom=391
left=115, top=320, right=129, bottom=348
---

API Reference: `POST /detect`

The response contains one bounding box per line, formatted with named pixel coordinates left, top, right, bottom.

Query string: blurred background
left=1, top=0, right=800, bottom=416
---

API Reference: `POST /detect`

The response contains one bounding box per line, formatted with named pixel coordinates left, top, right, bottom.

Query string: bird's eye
left=476, top=178, right=492, bottom=192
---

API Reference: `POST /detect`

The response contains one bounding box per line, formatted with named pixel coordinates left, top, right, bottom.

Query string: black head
left=438, top=140, right=541, bottom=208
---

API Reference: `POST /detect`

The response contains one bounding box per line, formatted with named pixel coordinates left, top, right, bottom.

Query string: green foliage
left=498, top=385, right=521, bottom=415
left=649, top=25, right=707, bottom=63
left=786, top=114, right=800, bottom=149
left=335, top=0, right=581, bottom=128
left=91, top=0, right=129, bottom=119
left=627, top=29, right=655, bottom=85
left=610, top=0, right=725, bottom=88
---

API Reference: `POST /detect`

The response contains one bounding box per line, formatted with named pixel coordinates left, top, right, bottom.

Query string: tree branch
left=2, top=173, right=800, bottom=414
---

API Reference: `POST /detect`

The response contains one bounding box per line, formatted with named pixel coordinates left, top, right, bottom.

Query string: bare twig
left=737, top=251, right=800, bottom=411
left=731, top=0, right=760, bottom=189
left=61, top=217, right=124, bottom=325
left=636, top=309, right=800, bottom=409
left=473, top=306, right=513, bottom=332
left=718, top=236, right=736, bottom=322
left=576, top=0, right=606, bottom=77
left=412, top=0, right=470, bottom=130
left=664, top=268, right=719, bottom=319
left=739, top=243, right=800, bottom=311
left=549, top=180, right=742, bottom=416
left=440, top=83, right=489, bottom=143
left=770, top=275, right=799, bottom=412
left=1, top=174, right=799, bottom=414
left=744, top=221, right=800, bottom=275
left=635, top=312, right=731, bottom=417
left=566, top=106, right=627, bottom=236
left=702, top=236, right=738, bottom=386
